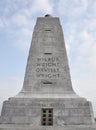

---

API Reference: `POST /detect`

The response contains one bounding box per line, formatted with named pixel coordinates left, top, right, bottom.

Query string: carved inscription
left=36, top=57, right=60, bottom=79
left=31, top=102, right=65, bottom=107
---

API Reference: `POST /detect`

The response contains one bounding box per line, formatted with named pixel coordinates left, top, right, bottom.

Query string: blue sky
left=0, top=0, right=96, bottom=116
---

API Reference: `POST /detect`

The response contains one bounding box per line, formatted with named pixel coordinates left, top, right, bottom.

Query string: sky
left=0, top=0, right=96, bottom=117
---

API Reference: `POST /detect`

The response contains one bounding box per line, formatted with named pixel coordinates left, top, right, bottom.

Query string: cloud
left=57, top=0, right=88, bottom=16
left=29, top=0, right=53, bottom=15
left=69, top=33, right=96, bottom=80
left=0, top=18, right=5, bottom=27
left=77, top=31, right=93, bottom=55
left=13, top=39, right=31, bottom=52
left=87, top=1, right=96, bottom=18
left=11, top=14, right=29, bottom=27
left=59, top=11, right=96, bottom=118
left=0, top=0, right=54, bottom=52
left=0, top=77, right=23, bottom=97
left=20, top=28, right=33, bottom=36
left=75, top=30, right=96, bottom=71
left=0, top=77, right=23, bottom=114
left=73, top=78, right=96, bottom=99
left=88, top=44, right=96, bottom=68
left=10, top=24, right=35, bottom=52
left=0, top=0, right=53, bottom=19
left=72, top=78, right=96, bottom=116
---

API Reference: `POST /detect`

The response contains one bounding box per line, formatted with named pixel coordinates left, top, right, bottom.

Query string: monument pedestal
left=0, top=94, right=94, bottom=125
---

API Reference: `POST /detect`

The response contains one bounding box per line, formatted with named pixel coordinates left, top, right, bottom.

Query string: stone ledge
left=0, top=124, right=96, bottom=130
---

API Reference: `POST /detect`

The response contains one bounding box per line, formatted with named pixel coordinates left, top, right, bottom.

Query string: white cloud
left=65, top=27, right=76, bottom=55
left=11, top=26, right=35, bottom=52
left=88, top=44, right=96, bottom=68
left=73, top=79, right=96, bottom=99
left=11, top=14, right=29, bottom=27
left=30, top=0, right=53, bottom=15
left=0, top=0, right=53, bottom=52
left=0, top=77, right=23, bottom=114
left=0, top=77, right=22, bottom=97
left=90, top=1, right=96, bottom=18
left=77, top=31, right=93, bottom=55
left=0, top=18, right=5, bottom=27
left=14, top=0, right=53, bottom=18
left=21, top=28, right=33, bottom=36
left=64, top=16, right=96, bottom=117
left=88, top=19, right=96, bottom=30
left=72, top=78, right=96, bottom=116
left=27, top=0, right=53, bottom=15
left=13, top=39, right=31, bottom=52
left=57, top=0, right=88, bottom=16
left=74, top=30, right=96, bottom=72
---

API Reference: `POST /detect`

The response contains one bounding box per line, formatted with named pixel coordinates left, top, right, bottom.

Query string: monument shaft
left=21, top=16, right=74, bottom=96
left=0, top=15, right=95, bottom=126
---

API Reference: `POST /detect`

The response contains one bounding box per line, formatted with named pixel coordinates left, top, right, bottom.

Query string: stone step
left=0, top=125, right=96, bottom=130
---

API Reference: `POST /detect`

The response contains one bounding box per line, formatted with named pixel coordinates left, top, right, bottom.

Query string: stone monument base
left=0, top=124, right=96, bottom=130
left=0, top=94, right=95, bottom=125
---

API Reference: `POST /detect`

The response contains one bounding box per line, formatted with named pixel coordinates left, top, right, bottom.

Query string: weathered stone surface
left=0, top=97, right=95, bottom=125
left=19, top=16, right=74, bottom=96
left=0, top=124, right=96, bottom=130
left=0, top=15, right=95, bottom=128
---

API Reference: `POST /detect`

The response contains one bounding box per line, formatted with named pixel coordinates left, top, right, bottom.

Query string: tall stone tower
left=0, top=15, right=95, bottom=126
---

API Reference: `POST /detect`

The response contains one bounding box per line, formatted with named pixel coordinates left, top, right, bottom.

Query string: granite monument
left=0, top=15, right=95, bottom=130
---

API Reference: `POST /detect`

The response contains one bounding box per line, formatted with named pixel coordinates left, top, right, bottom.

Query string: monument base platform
left=0, top=124, right=96, bottom=130
left=0, top=95, right=95, bottom=125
